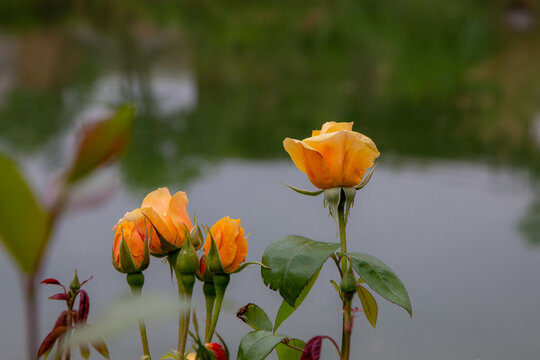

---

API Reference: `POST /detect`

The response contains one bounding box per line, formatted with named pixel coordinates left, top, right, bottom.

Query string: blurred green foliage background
left=0, top=0, right=538, bottom=185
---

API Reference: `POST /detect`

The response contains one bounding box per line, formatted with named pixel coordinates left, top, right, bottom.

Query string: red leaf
left=49, top=293, right=69, bottom=301
left=54, top=311, right=69, bottom=328
left=40, top=278, right=66, bottom=291
left=301, top=336, right=339, bottom=360
left=37, top=326, right=67, bottom=358
left=80, top=275, right=94, bottom=287
left=77, top=289, right=90, bottom=324
left=40, top=278, right=61, bottom=286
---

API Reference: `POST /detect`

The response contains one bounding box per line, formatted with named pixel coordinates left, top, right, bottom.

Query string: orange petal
left=225, top=223, right=248, bottom=272
left=125, top=227, right=145, bottom=268
left=169, top=191, right=193, bottom=245
left=140, top=207, right=176, bottom=254
left=141, top=187, right=172, bottom=216
left=217, top=218, right=239, bottom=269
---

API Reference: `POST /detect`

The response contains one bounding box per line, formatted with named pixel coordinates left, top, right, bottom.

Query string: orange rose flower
left=204, top=216, right=248, bottom=273
left=139, top=187, right=193, bottom=255
left=112, top=209, right=149, bottom=273
left=283, top=121, right=379, bottom=189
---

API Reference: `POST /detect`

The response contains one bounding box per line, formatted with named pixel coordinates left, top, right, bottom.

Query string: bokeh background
left=1, top=1, right=539, bottom=359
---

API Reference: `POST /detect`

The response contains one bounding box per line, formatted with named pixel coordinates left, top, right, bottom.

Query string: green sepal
left=330, top=280, right=342, bottom=300
left=342, top=187, right=356, bottom=226
left=355, top=163, right=378, bottom=190
left=119, top=232, right=136, bottom=273
left=206, top=229, right=224, bottom=274
left=141, top=213, right=178, bottom=256
left=324, top=187, right=356, bottom=228
left=230, top=261, right=269, bottom=274
left=282, top=183, right=324, bottom=196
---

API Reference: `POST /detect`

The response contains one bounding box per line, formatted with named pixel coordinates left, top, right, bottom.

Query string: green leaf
left=68, top=105, right=135, bottom=183
left=274, top=270, right=320, bottom=331
left=237, top=303, right=273, bottom=331
left=357, top=285, right=378, bottom=328
left=262, top=235, right=339, bottom=307
left=0, top=152, right=48, bottom=273
left=347, top=252, right=412, bottom=316
left=276, top=338, right=305, bottom=360
left=237, top=331, right=285, bottom=360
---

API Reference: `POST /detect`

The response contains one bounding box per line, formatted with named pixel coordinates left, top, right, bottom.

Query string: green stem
left=203, top=282, right=216, bottom=341
left=337, top=197, right=352, bottom=360
left=176, top=272, right=195, bottom=360
left=24, top=274, right=37, bottom=360
left=127, top=273, right=151, bottom=359
left=205, top=274, right=229, bottom=343
left=174, top=271, right=186, bottom=358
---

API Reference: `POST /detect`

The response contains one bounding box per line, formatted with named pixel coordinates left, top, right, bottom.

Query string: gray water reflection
left=1, top=160, right=538, bottom=359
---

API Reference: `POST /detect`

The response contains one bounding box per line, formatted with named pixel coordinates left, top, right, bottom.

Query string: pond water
left=1, top=158, right=539, bottom=360
left=1, top=2, right=540, bottom=359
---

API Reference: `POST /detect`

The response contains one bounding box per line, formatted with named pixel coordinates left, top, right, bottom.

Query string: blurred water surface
left=0, top=1, right=539, bottom=359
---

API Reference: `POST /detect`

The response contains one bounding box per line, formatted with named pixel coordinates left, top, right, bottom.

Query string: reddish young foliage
left=37, top=326, right=67, bottom=358
left=77, top=289, right=90, bottom=324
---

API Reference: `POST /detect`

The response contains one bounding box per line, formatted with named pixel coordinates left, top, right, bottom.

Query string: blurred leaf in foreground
left=67, top=105, right=135, bottom=184
left=0, top=152, right=48, bottom=273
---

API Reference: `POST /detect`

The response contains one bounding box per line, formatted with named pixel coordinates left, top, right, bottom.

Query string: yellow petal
left=283, top=138, right=307, bottom=173
left=319, top=121, right=353, bottom=134
left=284, top=138, right=333, bottom=188
left=141, top=187, right=172, bottom=216
left=304, top=130, right=379, bottom=187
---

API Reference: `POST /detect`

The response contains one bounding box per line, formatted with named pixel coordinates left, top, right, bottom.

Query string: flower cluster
left=112, top=187, right=249, bottom=359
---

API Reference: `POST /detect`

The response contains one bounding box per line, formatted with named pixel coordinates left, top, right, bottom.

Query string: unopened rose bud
left=340, top=267, right=357, bottom=294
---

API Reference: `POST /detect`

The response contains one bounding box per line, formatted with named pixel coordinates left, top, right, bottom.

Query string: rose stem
left=205, top=274, right=229, bottom=343
left=338, top=192, right=353, bottom=360
left=202, top=282, right=216, bottom=342
left=127, top=274, right=151, bottom=359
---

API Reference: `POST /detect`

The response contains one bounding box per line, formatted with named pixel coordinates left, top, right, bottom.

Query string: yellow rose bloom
left=283, top=121, right=380, bottom=189
left=139, top=187, right=193, bottom=255
left=204, top=216, right=248, bottom=273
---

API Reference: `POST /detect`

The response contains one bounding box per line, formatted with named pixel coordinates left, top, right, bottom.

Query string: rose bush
left=204, top=216, right=248, bottom=273
left=283, top=121, right=380, bottom=189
